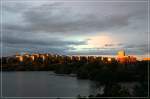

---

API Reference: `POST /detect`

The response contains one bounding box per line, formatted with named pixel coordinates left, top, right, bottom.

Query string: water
left=1, top=71, right=102, bottom=97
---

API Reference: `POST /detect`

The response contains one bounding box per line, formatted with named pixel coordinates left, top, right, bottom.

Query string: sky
left=1, top=0, right=149, bottom=59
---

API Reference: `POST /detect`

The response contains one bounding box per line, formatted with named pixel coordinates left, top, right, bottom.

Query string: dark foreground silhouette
left=1, top=58, right=149, bottom=97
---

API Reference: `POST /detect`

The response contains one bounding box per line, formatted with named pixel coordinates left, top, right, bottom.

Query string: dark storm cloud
left=2, top=1, right=148, bottom=56
left=4, top=24, right=32, bottom=33
left=3, top=36, right=87, bottom=46
left=22, top=5, right=128, bottom=34
left=23, top=2, right=147, bottom=34
left=2, top=2, right=28, bottom=13
left=3, top=1, right=147, bottom=35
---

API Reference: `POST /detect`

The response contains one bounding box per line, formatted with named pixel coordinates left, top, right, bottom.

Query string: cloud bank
left=1, top=0, right=149, bottom=58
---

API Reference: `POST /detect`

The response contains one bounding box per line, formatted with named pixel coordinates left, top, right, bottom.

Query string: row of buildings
left=2, top=50, right=149, bottom=65
left=15, top=52, right=116, bottom=64
left=11, top=50, right=138, bottom=64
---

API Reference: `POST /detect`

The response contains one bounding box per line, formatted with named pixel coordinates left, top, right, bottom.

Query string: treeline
left=76, top=81, right=148, bottom=98
left=51, top=62, right=147, bottom=82
left=77, top=79, right=148, bottom=98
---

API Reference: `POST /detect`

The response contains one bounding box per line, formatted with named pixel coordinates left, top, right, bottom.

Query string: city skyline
left=1, top=0, right=149, bottom=59
left=5, top=50, right=147, bottom=60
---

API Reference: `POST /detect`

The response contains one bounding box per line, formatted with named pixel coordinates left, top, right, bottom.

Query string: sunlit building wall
left=30, top=55, right=35, bottom=61
left=117, top=50, right=125, bottom=57
left=117, top=50, right=137, bottom=63
left=16, top=56, right=23, bottom=62
left=128, top=56, right=137, bottom=63
left=32, top=54, right=40, bottom=58
left=143, top=58, right=150, bottom=61
left=40, top=54, right=46, bottom=61
left=107, top=57, right=112, bottom=62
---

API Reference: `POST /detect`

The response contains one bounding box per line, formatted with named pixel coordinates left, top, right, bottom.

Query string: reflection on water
left=2, top=71, right=103, bottom=97
left=1, top=72, right=138, bottom=97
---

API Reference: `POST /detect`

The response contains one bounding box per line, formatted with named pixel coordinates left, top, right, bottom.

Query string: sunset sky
left=1, top=0, right=149, bottom=59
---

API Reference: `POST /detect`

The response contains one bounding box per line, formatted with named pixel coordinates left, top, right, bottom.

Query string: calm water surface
left=1, top=71, right=102, bottom=97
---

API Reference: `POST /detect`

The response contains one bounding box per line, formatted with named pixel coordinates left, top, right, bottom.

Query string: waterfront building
left=30, top=55, right=35, bottom=61
left=143, top=58, right=150, bottom=61
left=39, top=54, right=46, bottom=62
left=16, top=55, right=23, bottom=62
left=117, top=50, right=136, bottom=63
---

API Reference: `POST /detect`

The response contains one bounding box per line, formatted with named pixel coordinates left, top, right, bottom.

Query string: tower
left=117, top=50, right=126, bottom=64
left=117, top=50, right=125, bottom=58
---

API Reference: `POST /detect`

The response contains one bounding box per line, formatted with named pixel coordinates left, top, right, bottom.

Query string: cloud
left=1, top=1, right=148, bottom=56
left=3, top=1, right=147, bottom=35
left=2, top=2, right=28, bottom=13
left=22, top=4, right=129, bottom=34
left=3, top=36, right=87, bottom=46
left=104, top=44, right=115, bottom=47
left=123, top=44, right=149, bottom=54
left=72, top=43, right=149, bottom=55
